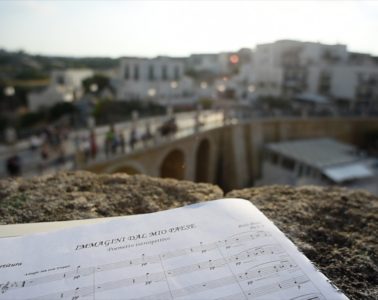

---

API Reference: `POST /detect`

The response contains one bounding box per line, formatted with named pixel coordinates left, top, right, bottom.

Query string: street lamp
left=63, top=93, right=74, bottom=102
left=147, top=88, right=156, bottom=97
left=4, top=86, right=15, bottom=97
left=200, top=82, right=208, bottom=89
left=217, top=84, right=226, bottom=93
left=229, top=54, right=239, bottom=64
left=90, top=83, right=98, bottom=93
left=248, top=84, right=255, bottom=93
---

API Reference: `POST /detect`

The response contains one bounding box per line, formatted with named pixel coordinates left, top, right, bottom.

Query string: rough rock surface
left=227, top=185, right=378, bottom=300
left=0, top=171, right=222, bottom=224
left=0, top=173, right=377, bottom=299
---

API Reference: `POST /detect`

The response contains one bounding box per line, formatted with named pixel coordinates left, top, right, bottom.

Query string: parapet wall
left=84, top=117, right=378, bottom=192
left=0, top=171, right=377, bottom=299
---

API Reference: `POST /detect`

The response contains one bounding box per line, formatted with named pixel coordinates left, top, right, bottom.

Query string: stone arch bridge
left=85, top=117, right=378, bottom=192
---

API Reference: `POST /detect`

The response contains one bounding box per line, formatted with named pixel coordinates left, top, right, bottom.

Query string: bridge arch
left=195, top=138, right=211, bottom=182
left=160, top=149, right=185, bottom=180
left=104, top=161, right=145, bottom=175
left=110, top=165, right=140, bottom=175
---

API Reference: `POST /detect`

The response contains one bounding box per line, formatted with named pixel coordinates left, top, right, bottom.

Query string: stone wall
left=84, top=117, right=378, bottom=192
left=0, top=171, right=377, bottom=299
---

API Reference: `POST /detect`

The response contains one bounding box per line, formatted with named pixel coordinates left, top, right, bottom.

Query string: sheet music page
left=0, top=198, right=348, bottom=300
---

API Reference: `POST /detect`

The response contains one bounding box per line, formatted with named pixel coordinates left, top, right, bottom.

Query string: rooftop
left=266, top=138, right=358, bottom=168
left=266, top=138, right=374, bottom=182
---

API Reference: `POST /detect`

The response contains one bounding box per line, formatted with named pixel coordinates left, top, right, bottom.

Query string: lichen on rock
left=0, top=172, right=377, bottom=299
left=226, top=185, right=378, bottom=300
left=0, top=171, right=223, bottom=224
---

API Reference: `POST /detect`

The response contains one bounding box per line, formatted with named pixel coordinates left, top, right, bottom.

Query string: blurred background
left=0, top=0, right=377, bottom=194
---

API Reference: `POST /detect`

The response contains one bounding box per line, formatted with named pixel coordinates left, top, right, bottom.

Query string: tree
left=48, top=102, right=76, bottom=121
left=82, top=74, right=111, bottom=94
left=18, top=111, right=46, bottom=128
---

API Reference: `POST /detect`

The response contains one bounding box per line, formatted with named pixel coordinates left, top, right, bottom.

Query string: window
left=124, top=65, right=130, bottom=80
left=193, top=57, right=201, bottom=64
left=56, top=75, right=65, bottom=85
left=174, top=65, right=180, bottom=80
left=134, top=65, right=139, bottom=80
left=282, top=157, right=295, bottom=170
left=162, top=65, right=168, bottom=80
left=148, top=65, right=155, bottom=81
left=318, top=71, right=331, bottom=94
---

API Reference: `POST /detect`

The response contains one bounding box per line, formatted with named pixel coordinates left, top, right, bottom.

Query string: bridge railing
left=76, top=112, right=225, bottom=168
left=0, top=111, right=226, bottom=178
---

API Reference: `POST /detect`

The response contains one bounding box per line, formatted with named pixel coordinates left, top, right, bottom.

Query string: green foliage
left=15, top=102, right=77, bottom=130
left=93, top=99, right=108, bottom=119
left=0, top=116, right=8, bottom=131
left=14, top=68, right=48, bottom=80
left=8, top=194, right=27, bottom=209
left=185, top=69, right=199, bottom=78
left=198, top=98, right=214, bottom=109
left=82, top=74, right=111, bottom=94
left=185, top=69, right=217, bottom=83
left=0, top=49, right=118, bottom=82
left=48, top=102, right=76, bottom=121
left=93, top=100, right=165, bottom=125
left=19, top=111, right=46, bottom=128
left=256, top=96, right=292, bottom=110
left=60, top=57, right=118, bottom=70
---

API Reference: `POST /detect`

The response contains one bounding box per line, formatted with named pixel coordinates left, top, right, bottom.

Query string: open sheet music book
left=0, top=198, right=347, bottom=300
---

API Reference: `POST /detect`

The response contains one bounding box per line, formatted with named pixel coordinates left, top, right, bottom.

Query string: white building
left=28, top=69, right=93, bottom=112
left=187, top=53, right=230, bottom=75
left=251, top=40, right=378, bottom=107
left=228, top=63, right=257, bottom=103
left=186, top=50, right=250, bottom=76
left=185, top=49, right=253, bottom=102
left=193, top=80, right=215, bottom=99
left=116, top=56, right=195, bottom=106
left=187, top=54, right=221, bottom=74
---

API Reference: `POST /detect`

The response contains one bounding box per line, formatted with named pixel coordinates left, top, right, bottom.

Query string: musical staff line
left=289, top=293, right=325, bottom=300
left=0, top=230, right=272, bottom=295
left=28, top=259, right=300, bottom=300
left=214, top=275, right=311, bottom=300
left=0, top=199, right=346, bottom=300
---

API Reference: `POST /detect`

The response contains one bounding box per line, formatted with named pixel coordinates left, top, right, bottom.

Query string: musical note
left=0, top=282, right=9, bottom=294
left=27, top=255, right=300, bottom=300
left=214, top=275, right=311, bottom=300
left=1, top=242, right=285, bottom=298
left=2, top=230, right=331, bottom=300
left=0, top=199, right=346, bottom=300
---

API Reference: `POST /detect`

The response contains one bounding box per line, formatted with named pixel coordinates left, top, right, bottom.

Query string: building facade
left=251, top=40, right=378, bottom=108
left=116, top=56, right=195, bottom=106
left=114, top=42, right=378, bottom=110
left=187, top=49, right=252, bottom=76
left=28, top=69, right=93, bottom=112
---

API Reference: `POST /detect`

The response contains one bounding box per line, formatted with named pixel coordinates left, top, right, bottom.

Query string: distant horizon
left=1, top=1, right=378, bottom=58
left=2, top=38, right=378, bottom=60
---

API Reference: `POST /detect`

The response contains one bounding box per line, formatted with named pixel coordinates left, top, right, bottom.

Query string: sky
left=0, top=0, right=378, bottom=58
